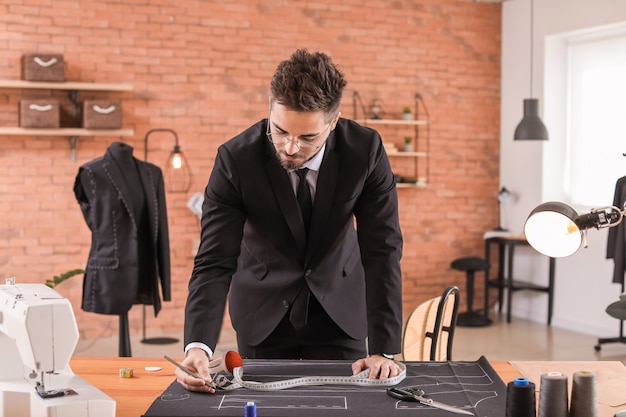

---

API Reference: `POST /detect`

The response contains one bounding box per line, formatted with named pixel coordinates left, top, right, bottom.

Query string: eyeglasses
left=266, top=112, right=333, bottom=152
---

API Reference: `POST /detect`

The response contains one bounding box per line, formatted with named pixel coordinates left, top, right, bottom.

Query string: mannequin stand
left=119, top=313, right=131, bottom=357
left=140, top=305, right=179, bottom=345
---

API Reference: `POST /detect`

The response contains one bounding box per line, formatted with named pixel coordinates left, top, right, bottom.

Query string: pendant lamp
left=514, top=0, right=549, bottom=141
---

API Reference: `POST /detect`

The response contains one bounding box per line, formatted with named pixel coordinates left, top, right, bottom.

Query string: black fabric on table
left=143, top=356, right=506, bottom=417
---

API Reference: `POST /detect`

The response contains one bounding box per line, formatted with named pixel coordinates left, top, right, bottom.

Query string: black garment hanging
left=73, top=143, right=172, bottom=356
left=73, top=142, right=172, bottom=316
left=606, top=175, right=626, bottom=285
left=598, top=174, right=626, bottom=352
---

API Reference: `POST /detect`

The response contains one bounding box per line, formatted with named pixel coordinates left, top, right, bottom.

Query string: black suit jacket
left=74, top=146, right=171, bottom=315
left=185, top=118, right=403, bottom=355
left=607, top=175, right=626, bottom=285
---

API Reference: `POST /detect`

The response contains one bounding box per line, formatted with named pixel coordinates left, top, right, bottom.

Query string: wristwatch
left=381, top=353, right=394, bottom=360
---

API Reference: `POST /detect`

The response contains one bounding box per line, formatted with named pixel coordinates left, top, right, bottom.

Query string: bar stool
left=451, top=256, right=492, bottom=327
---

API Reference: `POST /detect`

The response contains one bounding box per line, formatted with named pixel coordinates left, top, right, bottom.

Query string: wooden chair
left=402, top=286, right=460, bottom=361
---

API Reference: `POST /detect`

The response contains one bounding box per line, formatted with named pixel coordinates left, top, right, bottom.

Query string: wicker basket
left=21, top=53, right=65, bottom=82
left=19, top=100, right=60, bottom=128
left=82, top=100, right=122, bottom=129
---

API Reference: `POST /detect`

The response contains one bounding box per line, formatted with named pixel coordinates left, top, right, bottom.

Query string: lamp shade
left=524, top=201, right=583, bottom=258
left=514, top=98, right=549, bottom=140
left=144, top=128, right=192, bottom=194
left=498, top=186, right=511, bottom=202
left=164, top=144, right=191, bottom=193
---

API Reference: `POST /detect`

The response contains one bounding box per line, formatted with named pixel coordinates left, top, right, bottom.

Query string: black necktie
left=290, top=168, right=312, bottom=330
left=296, top=168, right=312, bottom=235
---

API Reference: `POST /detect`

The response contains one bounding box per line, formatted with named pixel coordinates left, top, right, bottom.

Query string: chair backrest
left=402, top=286, right=460, bottom=361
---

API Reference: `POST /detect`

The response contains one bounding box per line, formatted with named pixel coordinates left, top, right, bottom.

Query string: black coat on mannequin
left=607, top=175, right=626, bottom=286
left=74, top=142, right=171, bottom=316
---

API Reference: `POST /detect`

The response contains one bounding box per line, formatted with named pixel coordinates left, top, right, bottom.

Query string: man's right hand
left=174, top=347, right=215, bottom=393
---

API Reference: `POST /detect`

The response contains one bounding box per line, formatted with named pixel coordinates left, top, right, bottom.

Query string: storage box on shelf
left=0, top=79, right=133, bottom=162
left=82, top=100, right=122, bottom=129
left=21, top=53, right=65, bottom=82
left=19, top=99, right=60, bottom=128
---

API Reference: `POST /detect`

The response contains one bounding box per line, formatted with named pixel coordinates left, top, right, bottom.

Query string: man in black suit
left=177, top=49, right=403, bottom=392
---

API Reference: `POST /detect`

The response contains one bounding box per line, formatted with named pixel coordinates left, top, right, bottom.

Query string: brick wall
left=0, top=0, right=501, bottom=341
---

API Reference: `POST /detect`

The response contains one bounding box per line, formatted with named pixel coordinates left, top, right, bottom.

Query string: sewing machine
left=0, top=278, right=115, bottom=417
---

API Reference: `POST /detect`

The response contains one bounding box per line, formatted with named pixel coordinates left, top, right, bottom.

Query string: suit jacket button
left=304, top=269, right=312, bottom=278
left=282, top=299, right=290, bottom=309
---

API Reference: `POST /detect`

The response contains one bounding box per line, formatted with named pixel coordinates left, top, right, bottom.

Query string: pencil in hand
left=163, top=355, right=216, bottom=389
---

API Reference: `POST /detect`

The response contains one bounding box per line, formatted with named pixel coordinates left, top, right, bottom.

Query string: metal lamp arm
left=576, top=205, right=624, bottom=230
left=143, top=128, right=179, bottom=161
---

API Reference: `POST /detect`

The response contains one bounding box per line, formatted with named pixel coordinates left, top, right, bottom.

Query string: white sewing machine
left=0, top=278, right=115, bottom=417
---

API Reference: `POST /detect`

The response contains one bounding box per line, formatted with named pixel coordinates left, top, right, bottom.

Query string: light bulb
left=172, top=153, right=182, bottom=169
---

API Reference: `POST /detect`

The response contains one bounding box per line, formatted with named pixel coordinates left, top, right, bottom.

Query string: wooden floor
left=74, top=315, right=626, bottom=365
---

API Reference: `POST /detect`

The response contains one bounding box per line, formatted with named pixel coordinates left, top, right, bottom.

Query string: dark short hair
left=270, top=49, right=347, bottom=119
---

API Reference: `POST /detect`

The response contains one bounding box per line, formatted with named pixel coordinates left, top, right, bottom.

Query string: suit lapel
left=264, top=146, right=308, bottom=256
left=307, top=136, right=339, bottom=261
left=137, top=161, right=158, bottom=242
left=103, top=153, right=137, bottom=230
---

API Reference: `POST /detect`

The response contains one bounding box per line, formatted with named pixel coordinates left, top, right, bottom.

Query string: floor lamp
left=141, top=128, right=191, bottom=345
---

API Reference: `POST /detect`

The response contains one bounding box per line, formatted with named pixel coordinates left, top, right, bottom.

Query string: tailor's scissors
left=387, top=387, right=474, bottom=416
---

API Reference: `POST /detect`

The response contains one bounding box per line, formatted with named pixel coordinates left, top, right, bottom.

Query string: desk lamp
left=524, top=201, right=624, bottom=258
left=495, top=187, right=512, bottom=231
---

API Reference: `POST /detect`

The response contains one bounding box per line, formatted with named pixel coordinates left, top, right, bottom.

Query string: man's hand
left=174, top=348, right=215, bottom=393
left=351, top=355, right=402, bottom=379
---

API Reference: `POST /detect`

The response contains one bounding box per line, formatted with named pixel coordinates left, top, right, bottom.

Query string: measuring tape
left=213, top=362, right=406, bottom=391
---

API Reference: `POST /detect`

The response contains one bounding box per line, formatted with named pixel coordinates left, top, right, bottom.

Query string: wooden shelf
left=0, top=127, right=135, bottom=163
left=0, top=79, right=134, bottom=162
left=387, top=150, right=428, bottom=157
left=0, top=127, right=134, bottom=136
left=353, top=92, right=430, bottom=188
left=397, top=181, right=427, bottom=188
left=0, top=79, right=133, bottom=92
left=358, top=118, right=428, bottom=126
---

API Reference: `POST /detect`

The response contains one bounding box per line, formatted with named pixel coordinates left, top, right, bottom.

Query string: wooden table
left=483, top=232, right=556, bottom=324
left=69, top=356, right=522, bottom=417
left=70, top=357, right=183, bottom=417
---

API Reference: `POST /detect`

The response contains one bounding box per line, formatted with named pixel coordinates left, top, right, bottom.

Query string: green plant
left=403, top=106, right=411, bottom=114
left=45, top=268, right=85, bottom=288
left=404, top=136, right=413, bottom=144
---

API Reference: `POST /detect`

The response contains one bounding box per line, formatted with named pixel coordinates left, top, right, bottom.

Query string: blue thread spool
left=506, top=377, right=536, bottom=417
left=244, top=401, right=257, bottom=417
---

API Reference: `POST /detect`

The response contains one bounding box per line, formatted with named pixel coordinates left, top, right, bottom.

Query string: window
left=565, top=25, right=626, bottom=207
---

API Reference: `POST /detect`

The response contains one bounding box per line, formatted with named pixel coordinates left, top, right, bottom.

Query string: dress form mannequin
left=79, top=142, right=152, bottom=357
left=112, top=143, right=145, bottom=357
left=75, top=140, right=171, bottom=357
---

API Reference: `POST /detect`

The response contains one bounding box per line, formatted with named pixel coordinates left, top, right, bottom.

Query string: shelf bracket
left=70, top=136, right=78, bottom=163
left=68, top=90, right=79, bottom=118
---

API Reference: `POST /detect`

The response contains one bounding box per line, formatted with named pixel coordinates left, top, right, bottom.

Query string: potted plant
left=45, top=268, right=85, bottom=288
left=403, top=136, right=414, bottom=152
left=402, top=106, right=412, bottom=120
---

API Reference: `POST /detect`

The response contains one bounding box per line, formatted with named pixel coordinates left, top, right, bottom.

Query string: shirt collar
left=300, top=142, right=326, bottom=172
